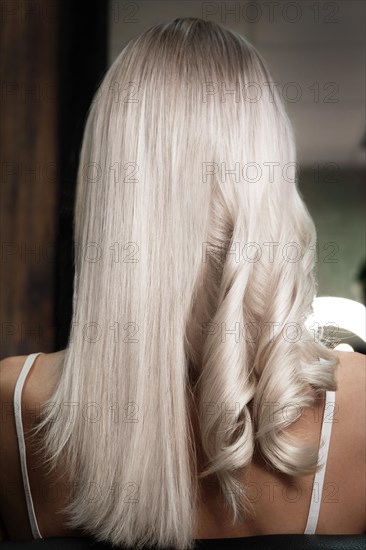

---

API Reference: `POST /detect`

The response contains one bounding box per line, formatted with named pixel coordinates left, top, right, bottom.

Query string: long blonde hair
left=30, top=17, right=339, bottom=549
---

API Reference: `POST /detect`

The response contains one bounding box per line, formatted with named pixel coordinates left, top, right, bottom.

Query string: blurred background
left=1, top=0, right=365, bottom=357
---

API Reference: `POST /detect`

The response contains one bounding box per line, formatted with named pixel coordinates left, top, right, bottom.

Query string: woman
left=0, top=17, right=365, bottom=548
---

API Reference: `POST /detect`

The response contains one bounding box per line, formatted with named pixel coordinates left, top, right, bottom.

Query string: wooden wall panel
left=0, top=0, right=59, bottom=356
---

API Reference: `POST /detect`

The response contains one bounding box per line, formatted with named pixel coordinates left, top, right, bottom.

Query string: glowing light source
left=305, top=296, right=366, bottom=343
left=334, top=343, right=354, bottom=352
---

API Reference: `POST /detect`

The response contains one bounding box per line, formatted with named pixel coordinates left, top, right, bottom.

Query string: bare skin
left=0, top=349, right=365, bottom=540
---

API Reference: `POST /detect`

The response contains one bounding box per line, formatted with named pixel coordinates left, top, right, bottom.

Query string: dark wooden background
left=0, top=0, right=109, bottom=357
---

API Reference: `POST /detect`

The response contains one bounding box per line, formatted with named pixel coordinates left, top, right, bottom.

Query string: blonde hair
left=30, top=17, right=339, bottom=549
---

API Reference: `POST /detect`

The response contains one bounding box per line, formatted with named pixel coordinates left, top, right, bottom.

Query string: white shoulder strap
left=13, top=353, right=44, bottom=539
left=304, top=390, right=336, bottom=534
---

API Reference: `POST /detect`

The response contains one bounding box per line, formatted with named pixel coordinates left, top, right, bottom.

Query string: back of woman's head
left=32, top=17, right=339, bottom=550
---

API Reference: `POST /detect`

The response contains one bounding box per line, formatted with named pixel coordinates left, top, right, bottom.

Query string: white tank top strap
left=304, top=389, right=336, bottom=534
left=13, top=352, right=45, bottom=539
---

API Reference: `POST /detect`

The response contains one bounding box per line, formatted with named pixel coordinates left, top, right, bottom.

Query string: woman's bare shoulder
left=334, top=348, right=366, bottom=368
left=333, top=350, right=365, bottom=396
left=332, top=350, right=365, bottom=462
left=0, top=350, right=66, bottom=405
